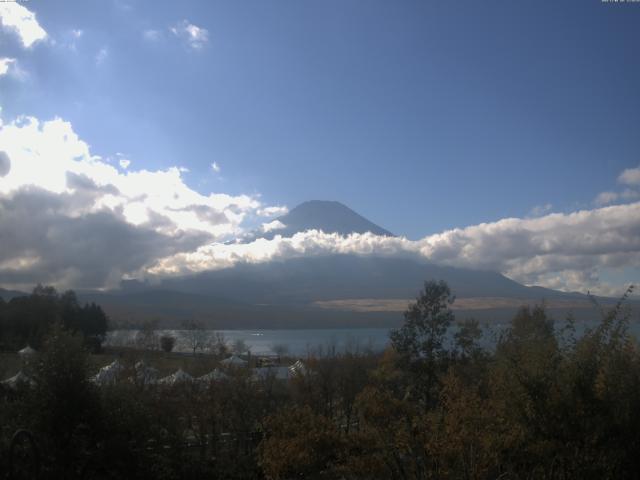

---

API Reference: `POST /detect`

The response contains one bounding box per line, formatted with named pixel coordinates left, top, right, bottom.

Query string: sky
left=0, top=0, right=639, bottom=296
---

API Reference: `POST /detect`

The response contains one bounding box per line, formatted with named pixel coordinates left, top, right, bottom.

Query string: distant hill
left=0, top=288, right=27, bottom=301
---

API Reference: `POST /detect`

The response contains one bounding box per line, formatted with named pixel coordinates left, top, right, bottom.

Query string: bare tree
left=232, top=338, right=248, bottom=355
left=136, top=319, right=159, bottom=351
left=271, top=343, right=289, bottom=363
left=210, top=331, right=229, bottom=357
left=181, top=319, right=208, bottom=356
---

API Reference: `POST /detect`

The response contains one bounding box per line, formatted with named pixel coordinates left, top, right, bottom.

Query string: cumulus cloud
left=0, top=57, right=15, bottom=76
left=0, top=3, right=47, bottom=48
left=0, top=114, right=286, bottom=289
left=1, top=112, right=637, bottom=296
left=619, top=165, right=640, bottom=186
left=593, top=165, right=640, bottom=206
left=0, top=186, right=208, bottom=289
left=261, top=220, right=286, bottom=233
left=257, top=205, right=288, bottom=217
left=170, top=20, right=209, bottom=50
left=149, top=203, right=640, bottom=296
left=211, top=161, right=221, bottom=173
left=0, top=151, right=10, bottom=177
left=119, top=158, right=131, bottom=169
left=594, top=191, right=618, bottom=206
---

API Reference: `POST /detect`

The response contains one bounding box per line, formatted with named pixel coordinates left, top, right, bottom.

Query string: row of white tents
left=89, top=357, right=308, bottom=386
left=2, top=348, right=308, bottom=390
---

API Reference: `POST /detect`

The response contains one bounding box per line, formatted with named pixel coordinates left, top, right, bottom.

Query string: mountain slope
left=250, top=200, right=393, bottom=240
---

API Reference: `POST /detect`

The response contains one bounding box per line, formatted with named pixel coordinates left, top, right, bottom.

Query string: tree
left=259, top=406, right=344, bottom=480
left=453, top=318, right=483, bottom=360
left=160, top=335, right=176, bottom=353
left=137, top=319, right=159, bottom=351
left=181, top=319, right=208, bottom=355
left=30, top=324, right=101, bottom=474
left=271, top=343, right=289, bottom=363
left=390, top=279, right=454, bottom=407
left=232, top=338, right=248, bottom=355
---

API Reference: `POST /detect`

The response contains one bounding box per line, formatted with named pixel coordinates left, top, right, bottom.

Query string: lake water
left=105, top=319, right=639, bottom=357
left=106, top=328, right=393, bottom=356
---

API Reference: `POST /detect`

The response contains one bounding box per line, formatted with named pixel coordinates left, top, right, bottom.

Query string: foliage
left=0, top=285, right=108, bottom=351
left=2, top=280, right=639, bottom=479
left=160, top=335, right=176, bottom=353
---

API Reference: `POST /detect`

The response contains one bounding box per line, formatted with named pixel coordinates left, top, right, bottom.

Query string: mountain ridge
left=245, top=200, right=393, bottom=241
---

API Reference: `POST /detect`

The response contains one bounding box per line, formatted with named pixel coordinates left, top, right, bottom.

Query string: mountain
left=0, top=288, right=28, bottom=301
left=5, top=201, right=629, bottom=329
left=97, top=200, right=625, bottom=328
left=247, top=200, right=393, bottom=241
left=157, top=255, right=567, bottom=304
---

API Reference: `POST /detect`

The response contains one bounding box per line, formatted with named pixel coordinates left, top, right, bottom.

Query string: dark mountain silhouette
left=0, top=288, right=27, bottom=301
left=244, top=200, right=393, bottom=241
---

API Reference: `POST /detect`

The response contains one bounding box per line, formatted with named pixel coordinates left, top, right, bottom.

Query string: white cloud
left=529, top=203, right=552, bottom=217
left=143, top=29, right=160, bottom=42
left=149, top=203, right=640, bottom=297
left=594, top=191, right=618, bottom=206
left=261, top=220, right=286, bottom=233
left=621, top=188, right=640, bottom=200
left=257, top=205, right=288, bottom=217
left=70, top=29, right=83, bottom=39
left=119, top=158, right=131, bottom=169
left=593, top=165, right=640, bottom=207
left=0, top=113, right=637, bottom=295
left=0, top=3, right=47, bottom=48
left=95, top=47, right=109, bottom=66
left=0, top=114, right=286, bottom=289
left=0, top=57, right=15, bottom=76
left=170, top=20, right=209, bottom=50
left=211, top=161, right=221, bottom=173
left=619, top=165, right=640, bottom=186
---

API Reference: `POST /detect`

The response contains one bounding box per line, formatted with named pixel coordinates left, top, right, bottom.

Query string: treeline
left=1, top=281, right=638, bottom=479
left=0, top=285, right=108, bottom=351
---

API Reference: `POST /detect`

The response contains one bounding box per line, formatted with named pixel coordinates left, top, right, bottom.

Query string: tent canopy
left=2, top=371, right=36, bottom=389
left=220, top=355, right=248, bottom=366
left=18, top=346, right=36, bottom=356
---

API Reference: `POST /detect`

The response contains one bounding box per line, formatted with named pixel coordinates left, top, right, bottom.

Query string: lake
left=105, top=319, right=638, bottom=357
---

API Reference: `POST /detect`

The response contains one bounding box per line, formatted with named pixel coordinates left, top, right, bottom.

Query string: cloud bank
left=0, top=115, right=284, bottom=289
left=0, top=113, right=637, bottom=296
left=148, top=203, right=640, bottom=297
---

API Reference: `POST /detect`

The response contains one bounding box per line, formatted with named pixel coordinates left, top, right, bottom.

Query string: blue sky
left=1, top=0, right=638, bottom=238
left=0, top=0, right=639, bottom=295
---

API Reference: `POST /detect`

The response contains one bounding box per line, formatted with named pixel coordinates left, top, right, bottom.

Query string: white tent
left=1, top=371, right=36, bottom=389
left=133, top=361, right=159, bottom=385
left=18, top=346, right=36, bottom=356
left=158, top=368, right=193, bottom=386
left=91, top=359, right=124, bottom=385
left=220, top=355, right=248, bottom=367
left=198, top=369, right=227, bottom=383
